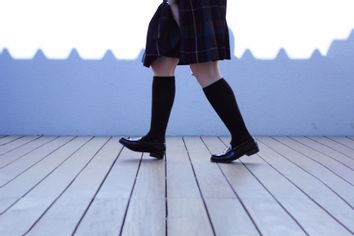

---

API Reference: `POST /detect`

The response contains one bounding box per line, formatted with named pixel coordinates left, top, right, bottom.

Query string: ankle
left=231, top=135, right=253, bottom=148
left=141, top=133, right=165, bottom=143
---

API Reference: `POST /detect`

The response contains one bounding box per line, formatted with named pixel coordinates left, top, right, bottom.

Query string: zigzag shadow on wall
left=0, top=28, right=353, bottom=136
left=1, top=28, right=354, bottom=63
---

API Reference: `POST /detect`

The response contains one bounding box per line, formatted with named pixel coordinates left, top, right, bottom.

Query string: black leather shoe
left=119, top=136, right=166, bottom=159
left=210, top=138, right=259, bottom=163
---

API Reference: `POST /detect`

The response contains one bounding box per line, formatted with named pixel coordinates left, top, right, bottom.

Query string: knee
left=189, top=61, right=223, bottom=87
left=151, top=57, right=179, bottom=76
left=189, top=64, right=204, bottom=78
left=189, top=61, right=221, bottom=79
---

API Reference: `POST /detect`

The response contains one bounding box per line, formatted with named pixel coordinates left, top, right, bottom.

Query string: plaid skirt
left=142, top=0, right=231, bottom=67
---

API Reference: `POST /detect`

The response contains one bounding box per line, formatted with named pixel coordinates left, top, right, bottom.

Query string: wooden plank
left=25, top=137, right=121, bottom=235
left=202, top=136, right=306, bottom=236
left=120, top=140, right=166, bottom=236
left=219, top=136, right=353, bottom=236
left=72, top=138, right=142, bottom=236
left=0, top=136, right=105, bottom=236
left=331, top=137, right=354, bottom=150
left=0, top=135, right=351, bottom=235
left=120, top=195, right=165, bottom=236
left=0, top=136, right=22, bottom=146
left=309, top=137, right=354, bottom=160
left=184, top=136, right=261, bottom=236
left=166, top=137, right=214, bottom=236
left=0, top=136, right=78, bottom=212
left=273, top=136, right=354, bottom=184
left=0, top=136, right=72, bottom=187
left=0, top=136, right=40, bottom=155
left=0, top=135, right=58, bottom=170
left=258, top=137, right=354, bottom=207
left=291, top=136, right=354, bottom=169
left=243, top=137, right=354, bottom=233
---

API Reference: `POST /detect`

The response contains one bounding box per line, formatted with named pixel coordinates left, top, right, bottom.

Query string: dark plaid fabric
left=142, top=0, right=231, bottom=67
left=142, top=1, right=181, bottom=67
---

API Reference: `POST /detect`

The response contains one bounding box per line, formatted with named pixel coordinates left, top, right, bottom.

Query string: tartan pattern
left=142, top=0, right=231, bottom=67
left=142, top=1, right=180, bottom=67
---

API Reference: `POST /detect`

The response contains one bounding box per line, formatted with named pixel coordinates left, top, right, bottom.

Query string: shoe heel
left=149, top=151, right=165, bottom=159
left=246, top=147, right=259, bottom=156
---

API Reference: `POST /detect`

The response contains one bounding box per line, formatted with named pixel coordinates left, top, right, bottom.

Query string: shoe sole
left=149, top=151, right=165, bottom=159
left=119, top=138, right=165, bottom=159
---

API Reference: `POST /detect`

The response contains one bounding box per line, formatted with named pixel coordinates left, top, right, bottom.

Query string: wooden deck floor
left=0, top=135, right=353, bottom=236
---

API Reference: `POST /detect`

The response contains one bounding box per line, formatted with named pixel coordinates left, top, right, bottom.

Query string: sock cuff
left=153, top=75, right=175, bottom=79
left=202, top=77, right=225, bottom=91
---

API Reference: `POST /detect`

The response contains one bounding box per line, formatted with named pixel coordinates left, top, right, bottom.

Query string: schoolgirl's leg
left=189, top=61, right=223, bottom=88
left=191, top=61, right=253, bottom=149
left=118, top=2, right=179, bottom=158
left=137, top=56, right=178, bottom=144
left=151, top=56, right=179, bottom=77
left=143, top=0, right=180, bottom=143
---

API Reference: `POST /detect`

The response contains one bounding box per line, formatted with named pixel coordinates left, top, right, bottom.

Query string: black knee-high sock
left=142, top=75, right=176, bottom=142
left=202, top=78, right=253, bottom=147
